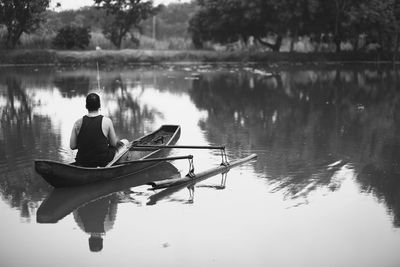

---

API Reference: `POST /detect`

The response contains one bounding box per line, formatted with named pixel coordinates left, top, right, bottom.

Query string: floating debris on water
left=327, top=160, right=343, bottom=169
left=243, top=67, right=275, bottom=77
left=184, top=76, right=200, bottom=80
left=356, top=104, right=365, bottom=111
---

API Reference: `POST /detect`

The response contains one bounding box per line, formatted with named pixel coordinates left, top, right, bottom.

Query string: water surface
left=1, top=63, right=400, bottom=267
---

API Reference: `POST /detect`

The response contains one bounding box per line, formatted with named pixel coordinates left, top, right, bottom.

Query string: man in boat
left=70, top=92, right=122, bottom=167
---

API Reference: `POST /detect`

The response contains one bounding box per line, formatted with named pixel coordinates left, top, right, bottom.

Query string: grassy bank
left=0, top=49, right=385, bottom=66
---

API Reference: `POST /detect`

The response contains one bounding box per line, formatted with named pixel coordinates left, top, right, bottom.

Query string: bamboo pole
left=132, top=144, right=225, bottom=150
left=147, top=154, right=257, bottom=205
left=115, top=155, right=193, bottom=165
left=148, top=153, right=257, bottom=190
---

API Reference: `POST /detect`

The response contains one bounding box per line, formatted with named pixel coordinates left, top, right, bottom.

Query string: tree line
left=189, top=0, right=400, bottom=53
left=0, top=0, right=195, bottom=49
left=1, top=0, right=399, bottom=53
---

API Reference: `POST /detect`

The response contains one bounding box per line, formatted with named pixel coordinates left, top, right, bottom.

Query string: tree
left=189, top=0, right=253, bottom=48
left=0, top=0, right=50, bottom=48
left=350, top=0, right=400, bottom=54
left=188, top=0, right=293, bottom=51
left=53, top=26, right=91, bottom=49
left=94, top=0, right=158, bottom=49
left=277, top=0, right=320, bottom=51
left=248, top=0, right=286, bottom=51
left=140, top=2, right=197, bottom=40
left=307, top=0, right=367, bottom=52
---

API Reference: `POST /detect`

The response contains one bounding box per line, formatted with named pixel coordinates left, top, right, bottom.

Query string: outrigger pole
left=131, top=145, right=225, bottom=150
left=131, top=144, right=229, bottom=167
left=148, top=153, right=257, bottom=190
left=147, top=153, right=257, bottom=205
left=115, top=155, right=193, bottom=165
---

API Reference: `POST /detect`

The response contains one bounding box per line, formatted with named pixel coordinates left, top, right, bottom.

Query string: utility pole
left=152, top=15, right=156, bottom=40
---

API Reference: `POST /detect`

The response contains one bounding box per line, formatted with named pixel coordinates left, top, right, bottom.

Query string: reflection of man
left=73, top=196, right=118, bottom=252
left=70, top=93, right=120, bottom=167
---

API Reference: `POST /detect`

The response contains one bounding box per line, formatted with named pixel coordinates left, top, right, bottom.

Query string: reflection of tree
left=0, top=66, right=56, bottom=87
left=52, top=69, right=167, bottom=138
left=358, top=164, right=400, bottom=227
left=101, top=75, right=162, bottom=139
left=53, top=76, right=91, bottom=97
left=0, top=67, right=182, bottom=221
left=355, top=116, right=400, bottom=227
left=190, top=65, right=400, bottom=225
left=1, top=78, right=32, bottom=123
left=0, top=77, right=59, bottom=221
left=2, top=64, right=400, bottom=228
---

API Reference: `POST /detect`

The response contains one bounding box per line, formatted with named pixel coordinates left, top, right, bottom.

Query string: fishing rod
left=96, top=61, right=101, bottom=91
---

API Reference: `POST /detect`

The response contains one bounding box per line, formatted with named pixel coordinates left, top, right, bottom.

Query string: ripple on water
left=57, top=147, right=76, bottom=162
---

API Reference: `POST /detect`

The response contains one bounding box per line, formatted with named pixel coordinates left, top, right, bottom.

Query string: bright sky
left=51, top=0, right=189, bottom=10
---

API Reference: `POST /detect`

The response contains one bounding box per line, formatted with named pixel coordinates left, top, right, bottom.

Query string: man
left=70, top=93, right=119, bottom=167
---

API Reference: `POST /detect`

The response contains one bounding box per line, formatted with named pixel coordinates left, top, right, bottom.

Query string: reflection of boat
left=37, top=162, right=180, bottom=223
left=34, top=125, right=180, bottom=187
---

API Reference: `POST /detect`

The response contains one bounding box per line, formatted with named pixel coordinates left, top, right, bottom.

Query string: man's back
left=74, top=115, right=115, bottom=167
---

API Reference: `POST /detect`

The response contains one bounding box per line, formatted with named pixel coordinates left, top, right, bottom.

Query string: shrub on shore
left=1, top=28, right=193, bottom=51
left=53, top=26, right=91, bottom=49
left=0, top=48, right=384, bottom=66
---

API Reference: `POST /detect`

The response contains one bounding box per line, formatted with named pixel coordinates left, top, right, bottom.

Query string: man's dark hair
left=86, top=93, right=100, bottom=111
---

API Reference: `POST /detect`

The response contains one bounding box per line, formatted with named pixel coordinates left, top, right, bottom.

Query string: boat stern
left=35, top=160, right=54, bottom=176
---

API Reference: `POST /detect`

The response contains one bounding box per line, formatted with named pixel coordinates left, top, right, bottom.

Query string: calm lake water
left=1, top=63, right=400, bottom=267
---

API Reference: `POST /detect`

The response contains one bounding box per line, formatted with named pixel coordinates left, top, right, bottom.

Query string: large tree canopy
left=350, top=0, right=400, bottom=52
left=188, top=0, right=400, bottom=53
left=188, top=0, right=317, bottom=51
left=0, top=0, right=50, bottom=48
left=188, top=0, right=266, bottom=48
left=94, top=0, right=158, bottom=49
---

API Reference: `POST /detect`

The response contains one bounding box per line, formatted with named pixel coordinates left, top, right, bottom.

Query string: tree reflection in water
left=0, top=76, right=57, bottom=221
left=1, top=64, right=400, bottom=230
left=101, top=74, right=160, bottom=139
left=190, top=64, right=400, bottom=225
left=0, top=67, right=162, bottom=221
left=54, top=76, right=91, bottom=97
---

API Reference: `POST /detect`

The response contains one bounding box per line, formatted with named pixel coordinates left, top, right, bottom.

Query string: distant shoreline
left=0, top=49, right=389, bottom=66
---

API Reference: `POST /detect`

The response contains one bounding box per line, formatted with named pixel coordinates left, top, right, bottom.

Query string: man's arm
left=104, top=117, right=118, bottom=147
left=70, top=119, right=81, bottom=150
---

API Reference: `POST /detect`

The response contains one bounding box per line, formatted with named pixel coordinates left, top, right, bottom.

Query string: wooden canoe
left=37, top=162, right=180, bottom=223
left=35, top=125, right=181, bottom=188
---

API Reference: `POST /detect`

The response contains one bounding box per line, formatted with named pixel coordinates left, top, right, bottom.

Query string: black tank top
left=75, top=115, right=115, bottom=167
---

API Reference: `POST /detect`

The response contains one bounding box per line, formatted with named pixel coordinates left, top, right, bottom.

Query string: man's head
left=86, top=93, right=100, bottom=112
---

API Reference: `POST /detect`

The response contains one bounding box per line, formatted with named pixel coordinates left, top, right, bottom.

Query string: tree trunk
left=352, top=36, right=359, bottom=51
left=393, top=30, right=399, bottom=63
left=117, top=35, right=123, bottom=49
left=290, top=34, right=297, bottom=52
left=257, top=35, right=282, bottom=52
left=334, top=35, right=341, bottom=53
left=5, top=26, right=24, bottom=49
left=12, top=29, right=24, bottom=49
left=6, top=28, right=15, bottom=49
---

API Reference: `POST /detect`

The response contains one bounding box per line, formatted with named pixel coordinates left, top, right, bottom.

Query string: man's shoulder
left=75, top=117, right=83, bottom=126
left=102, top=116, right=112, bottom=122
left=73, top=117, right=83, bottom=133
left=102, top=116, right=113, bottom=126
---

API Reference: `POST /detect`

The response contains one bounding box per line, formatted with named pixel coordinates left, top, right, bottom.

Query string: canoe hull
left=35, top=125, right=181, bottom=187
left=37, top=162, right=180, bottom=223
